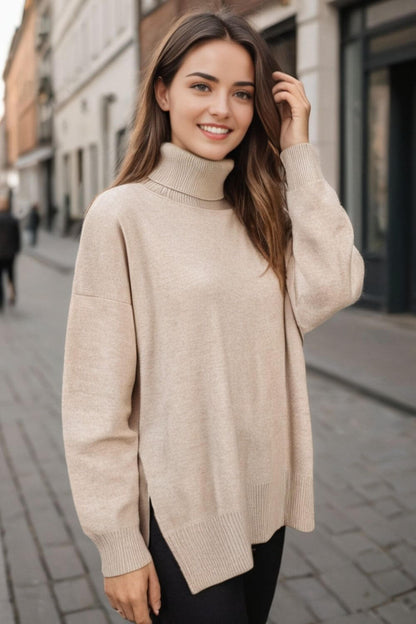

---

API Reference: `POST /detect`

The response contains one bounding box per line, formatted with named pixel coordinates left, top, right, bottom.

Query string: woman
left=61, top=9, right=364, bottom=624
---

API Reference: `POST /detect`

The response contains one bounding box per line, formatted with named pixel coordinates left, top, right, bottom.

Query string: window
left=262, top=18, right=296, bottom=77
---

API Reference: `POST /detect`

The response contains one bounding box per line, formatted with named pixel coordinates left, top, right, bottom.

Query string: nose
left=208, top=91, right=230, bottom=119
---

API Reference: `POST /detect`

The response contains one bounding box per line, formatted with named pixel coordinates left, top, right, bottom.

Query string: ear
left=154, top=76, right=170, bottom=111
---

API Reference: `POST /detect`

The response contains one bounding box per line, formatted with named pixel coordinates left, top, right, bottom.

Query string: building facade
left=52, top=0, right=139, bottom=234
left=3, top=0, right=40, bottom=219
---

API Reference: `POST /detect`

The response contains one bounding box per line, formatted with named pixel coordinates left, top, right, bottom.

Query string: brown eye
left=235, top=91, right=252, bottom=100
left=191, top=83, right=210, bottom=92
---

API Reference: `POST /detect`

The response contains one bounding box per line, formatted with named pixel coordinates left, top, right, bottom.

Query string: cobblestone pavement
left=0, top=250, right=415, bottom=624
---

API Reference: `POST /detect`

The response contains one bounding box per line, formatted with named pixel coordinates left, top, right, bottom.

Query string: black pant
left=149, top=499, right=285, bottom=624
left=0, top=258, right=15, bottom=308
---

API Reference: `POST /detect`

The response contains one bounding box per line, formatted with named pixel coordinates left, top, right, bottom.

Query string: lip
left=197, top=123, right=233, bottom=140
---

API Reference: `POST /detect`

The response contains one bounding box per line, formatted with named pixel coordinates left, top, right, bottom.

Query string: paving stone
left=64, top=609, right=108, bottom=624
left=331, top=531, right=374, bottom=558
left=317, top=505, right=358, bottom=535
left=43, top=458, right=73, bottom=497
left=375, top=602, right=416, bottom=624
left=321, top=563, right=385, bottom=611
left=291, top=530, right=346, bottom=573
left=3, top=513, right=47, bottom=587
left=373, top=497, right=404, bottom=518
left=345, top=505, right=401, bottom=548
left=43, top=544, right=84, bottom=580
left=389, top=512, right=416, bottom=546
left=383, top=472, right=416, bottom=495
left=389, top=544, right=416, bottom=581
left=268, top=584, right=314, bottom=624
left=0, top=545, right=14, bottom=624
left=54, top=576, right=96, bottom=613
left=371, top=568, right=415, bottom=596
left=280, top=544, right=314, bottom=579
left=324, top=614, right=383, bottom=623
left=401, top=491, right=416, bottom=512
left=356, top=549, right=396, bottom=574
left=0, top=599, right=15, bottom=624
left=29, top=502, right=70, bottom=548
left=21, top=419, right=61, bottom=463
left=0, top=444, right=24, bottom=522
left=397, top=589, right=416, bottom=609
left=357, top=481, right=394, bottom=502
left=1, top=422, right=36, bottom=478
left=18, top=471, right=51, bottom=510
left=309, top=594, right=347, bottom=620
left=14, top=583, right=60, bottom=624
left=285, top=576, right=329, bottom=601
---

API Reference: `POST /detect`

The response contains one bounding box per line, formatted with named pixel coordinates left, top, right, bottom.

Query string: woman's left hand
left=272, top=70, right=311, bottom=152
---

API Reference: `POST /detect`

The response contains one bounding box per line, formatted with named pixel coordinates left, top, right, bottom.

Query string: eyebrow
left=185, top=72, right=255, bottom=88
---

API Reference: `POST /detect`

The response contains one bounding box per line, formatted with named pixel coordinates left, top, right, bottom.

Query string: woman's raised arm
left=282, top=142, right=365, bottom=339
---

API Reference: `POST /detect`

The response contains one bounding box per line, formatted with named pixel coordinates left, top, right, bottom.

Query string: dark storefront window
left=340, top=0, right=416, bottom=312
left=262, top=17, right=296, bottom=77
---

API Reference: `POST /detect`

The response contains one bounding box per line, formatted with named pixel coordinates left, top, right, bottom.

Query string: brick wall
left=4, top=0, right=38, bottom=164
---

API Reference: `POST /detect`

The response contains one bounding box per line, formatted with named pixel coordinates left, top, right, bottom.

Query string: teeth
left=199, top=125, right=230, bottom=135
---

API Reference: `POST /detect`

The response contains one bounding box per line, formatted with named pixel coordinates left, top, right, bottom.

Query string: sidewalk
left=25, top=229, right=416, bottom=415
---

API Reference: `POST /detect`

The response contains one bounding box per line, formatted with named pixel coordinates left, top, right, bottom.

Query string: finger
left=147, top=564, right=162, bottom=615
left=272, top=70, right=298, bottom=82
left=132, top=602, right=152, bottom=624
left=272, top=81, right=308, bottom=103
left=274, top=89, right=310, bottom=112
left=119, top=600, right=134, bottom=622
left=273, top=90, right=298, bottom=108
left=272, top=75, right=308, bottom=99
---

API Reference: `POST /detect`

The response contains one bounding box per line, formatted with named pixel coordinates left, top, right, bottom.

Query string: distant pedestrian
left=26, top=203, right=40, bottom=246
left=0, top=201, right=21, bottom=309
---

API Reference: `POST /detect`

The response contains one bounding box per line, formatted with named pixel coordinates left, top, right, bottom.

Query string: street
left=0, top=241, right=415, bottom=624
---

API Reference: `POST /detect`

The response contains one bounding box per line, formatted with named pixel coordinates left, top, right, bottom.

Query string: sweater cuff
left=89, top=525, right=153, bottom=577
left=280, top=143, right=324, bottom=191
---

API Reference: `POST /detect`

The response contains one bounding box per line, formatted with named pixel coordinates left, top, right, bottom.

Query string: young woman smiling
left=62, top=9, right=364, bottom=624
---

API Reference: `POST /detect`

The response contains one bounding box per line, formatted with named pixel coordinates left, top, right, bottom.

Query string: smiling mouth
left=198, top=124, right=232, bottom=136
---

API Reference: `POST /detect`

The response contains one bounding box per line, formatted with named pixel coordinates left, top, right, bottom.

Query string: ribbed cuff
left=89, top=525, right=153, bottom=577
left=280, top=142, right=324, bottom=191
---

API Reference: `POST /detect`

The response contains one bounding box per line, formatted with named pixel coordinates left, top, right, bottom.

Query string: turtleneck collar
left=147, top=143, right=235, bottom=202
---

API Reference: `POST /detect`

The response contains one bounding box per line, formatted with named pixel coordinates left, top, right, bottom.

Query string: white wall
left=52, top=0, right=137, bottom=223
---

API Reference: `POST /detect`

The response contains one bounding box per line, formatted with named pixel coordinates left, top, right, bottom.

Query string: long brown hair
left=112, top=9, right=291, bottom=294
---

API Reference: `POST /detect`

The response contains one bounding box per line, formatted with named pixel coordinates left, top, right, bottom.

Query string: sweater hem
left=150, top=474, right=314, bottom=594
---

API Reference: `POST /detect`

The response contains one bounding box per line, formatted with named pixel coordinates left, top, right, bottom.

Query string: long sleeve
left=281, top=143, right=365, bottom=338
left=61, top=192, right=152, bottom=577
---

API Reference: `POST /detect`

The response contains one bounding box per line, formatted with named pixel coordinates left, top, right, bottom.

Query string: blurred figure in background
left=26, top=203, right=40, bottom=246
left=0, top=200, right=21, bottom=310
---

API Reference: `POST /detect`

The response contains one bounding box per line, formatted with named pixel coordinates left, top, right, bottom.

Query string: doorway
left=364, top=58, right=416, bottom=312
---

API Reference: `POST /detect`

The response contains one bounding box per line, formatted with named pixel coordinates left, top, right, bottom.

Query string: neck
left=147, top=143, right=235, bottom=202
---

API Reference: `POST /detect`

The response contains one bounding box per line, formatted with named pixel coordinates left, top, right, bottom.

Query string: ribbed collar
left=147, top=143, right=235, bottom=201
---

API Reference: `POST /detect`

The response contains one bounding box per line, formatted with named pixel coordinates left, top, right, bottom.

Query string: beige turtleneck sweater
left=61, top=142, right=364, bottom=594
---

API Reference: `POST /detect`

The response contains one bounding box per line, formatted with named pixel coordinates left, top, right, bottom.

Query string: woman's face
left=155, top=39, right=255, bottom=161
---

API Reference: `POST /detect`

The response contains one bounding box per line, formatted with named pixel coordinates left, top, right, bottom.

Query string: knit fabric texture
left=61, top=142, right=364, bottom=594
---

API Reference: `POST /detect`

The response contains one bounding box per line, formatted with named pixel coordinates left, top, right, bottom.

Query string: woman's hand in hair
left=272, top=70, right=311, bottom=152
left=104, top=561, right=161, bottom=623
